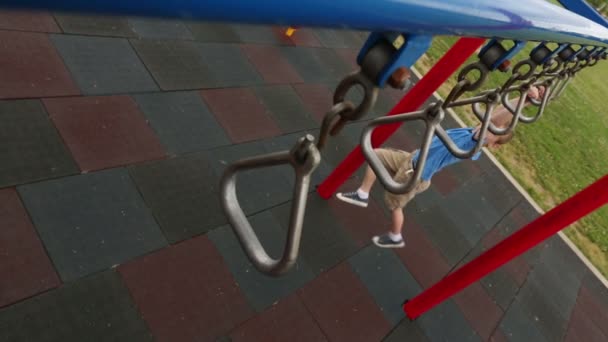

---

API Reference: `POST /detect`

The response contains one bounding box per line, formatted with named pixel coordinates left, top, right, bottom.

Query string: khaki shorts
left=375, top=148, right=431, bottom=210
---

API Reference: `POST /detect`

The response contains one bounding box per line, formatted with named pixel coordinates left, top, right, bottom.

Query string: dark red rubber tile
left=119, top=235, right=254, bottom=342
left=0, top=188, right=60, bottom=308
left=333, top=48, right=360, bottom=70
left=453, top=281, right=504, bottom=341
left=229, top=294, right=327, bottom=342
left=329, top=178, right=391, bottom=247
left=0, top=31, right=79, bottom=99
left=298, top=262, right=392, bottom=342
left=394, top=216, right=451, bottom=288
left=241, top=44, right=303, bottom=84
left=0, top=11, right=60, bottom=32
left=201, top=88, right=281, bottom=143
left=565, top=288, right=608, bottom=342
left=432, top=170, right=461, bottom=196
left=292, top=83, right=334, bottom=123
left=44, top=95, right=166, bottom=172
left=283, top=28, right=322, bottom=47
left=490, top=329, right=509, bottom=342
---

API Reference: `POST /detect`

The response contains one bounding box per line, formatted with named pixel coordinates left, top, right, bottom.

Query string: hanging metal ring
left=333, top=71, right=379, bottom=122
left=317, top=101, right=356, bottom=150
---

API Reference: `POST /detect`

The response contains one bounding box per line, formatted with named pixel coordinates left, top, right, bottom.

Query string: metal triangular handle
left=220, top=135, right=320, bottom=276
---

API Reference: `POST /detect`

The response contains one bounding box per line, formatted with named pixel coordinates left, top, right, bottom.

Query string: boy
left=336, top=85, right=543, bottom=248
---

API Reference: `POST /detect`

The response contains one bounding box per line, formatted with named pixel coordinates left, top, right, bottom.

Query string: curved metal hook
left=317, top=102, right=355, bottom=150
left=518, top=80, right=553, bottom=124
left=220, top=135, right=320, bottom=276
left=360, top=105, right=443, bottom=195
left=472, top=89, right=518, bottom=136
left=333, top=71, right=379, bottom=122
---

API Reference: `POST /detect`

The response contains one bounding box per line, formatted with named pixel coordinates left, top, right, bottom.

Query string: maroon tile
left=241, top=44, right=303, bottom=84
left=43, top=95, right=166, bottom=172
left=490, top=329, right=509, bottom=342
left=0, top=31, right=79, bottom=99
left=298, top=262, right=392, bottom=342
left=0, top=188, right=60, bottom=308
left=384, top=128, right=419, bottom=152
left=201, top=88, right=281, bottom=143
left=453, top=281, right=504, bottom=341
left=229, top=294, right=327, bottom=342
left=283, top=28, right=322, bottom=47
left=329, top=178, right=391, bottom=247
left=573, top=286, right=608, bottom=337
left=0, top=11, right=60, bottom=32
left=293, top=83, right=334, bottom=123
left=565, top=288, right=608, bottom=342
left=333, top=48, right=360, bottom=70
left=432, top=170, right=460, bottom=196
left=394, top=219, right=451, bottom=288
left=119, top=235, right=254, bottom=342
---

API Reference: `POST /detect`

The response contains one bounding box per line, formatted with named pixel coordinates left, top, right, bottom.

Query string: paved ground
left=1, top=10, right=607, bottom=342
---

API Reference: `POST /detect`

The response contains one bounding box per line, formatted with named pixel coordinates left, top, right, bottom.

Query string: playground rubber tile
left=439, top=193, right=490, bottom=247
left=186, top=22, right=241, bottom=43
left=394, top=217, right=451, bottom=288
left=0, top=10, right=60, bottom=32
left=119, top=235, right=254, bottom=342
left=452, top=282, right=504, bottom=341
left=201, top=87, right=281, bottom=143
left=450, top=178, right=504, bottom=230
left=447, top=158, right=483, bottom=184
left=285, top=28, right=322, bottom=47
left=313, top=29, right=364, bottom=49
left=44, top=95, right=166, bottom=172
left=517, top=268, right=579, bottom=341
left=233, top=24, right=292, bottom=45
left=383, top=319, right=430, bottom=342
left=241, top=44, right=304, bottom=84
left=481, top=268, right=520, bottom=311
left=0, top=271, right=153, bottom=342
left=432, top=170, right=461, bottom=196
left=0, top=100, right=78, bottom=188
left=410, top=184, right=443, bottom=212
left=272, top=196, right=358, bottom=275
left=539, top=235, right=589, bottom=282
left=415, top=205, right=473, bottom=267
left=193, top=43, right=264, bottom=88
left=328, top=180, right=391, bottom=247
left=500, top=299, right=550, bottom=342
left=208, top=213, right=315, bottom=312
left=333, top=48, right=360, bottom=70
left=0, top=31, right=79, bottom=99
left=128, top=18, right=193, bottom=40
left=490, top=329, right=509, bottom=342
left=229, top=294, right=327, bottom=342
left=51, top=34, right=158, bottom=95
left=417, top=300, right=481, bottom=342
left=134, top=91, right=231, bottom=154
left=253, top=85, right=317, bottom=133
left=518, top=284, right=576, bottom=341
left=565, top=298, right=607, bottom=342
left=298, top=262, right=392, bottom=342
left=292, top=83, right=334, bottom=123
left=510, top=199, right=541, bottom=226
left=311, top=48, right=355, bottom=80
left=128, top=152, right=224, bottom=243
left=280, top=47, right=337, bottom=83
left=0, top=188, right=60, bottom=308
left=18, top=168, right=167, bottom=281
left=348, top=245, right=422, bottom=325
left=570, top=286, right=608, bottom=338
left=54, top=15, right=136, bottom=37
left=206, top=140, right=294, bottom=215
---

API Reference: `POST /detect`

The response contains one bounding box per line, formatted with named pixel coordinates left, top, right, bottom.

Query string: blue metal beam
left=4, top=0, right=608, bottom=47
left=558, top=0, right=608, bottom=28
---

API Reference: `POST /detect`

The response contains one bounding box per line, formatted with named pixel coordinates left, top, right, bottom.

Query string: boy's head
left=485, top=130, right=514, bottom=149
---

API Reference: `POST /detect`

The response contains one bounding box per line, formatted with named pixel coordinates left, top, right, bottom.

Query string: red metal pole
left=317, top=37, right=486, bottom=199
left=404, top=174, right=608, bottom=319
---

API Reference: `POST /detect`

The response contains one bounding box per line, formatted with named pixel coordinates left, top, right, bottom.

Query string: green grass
left=414, top=37, right=608, bottom=277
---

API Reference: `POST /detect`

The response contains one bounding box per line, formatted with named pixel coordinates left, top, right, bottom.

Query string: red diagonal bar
left=404, top=174, right=608, bottom=319
left=317, top=37, right=485, bottom=198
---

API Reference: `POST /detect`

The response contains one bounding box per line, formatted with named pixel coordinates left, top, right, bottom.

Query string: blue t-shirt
left=411, top=127, right=482, bottom=181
